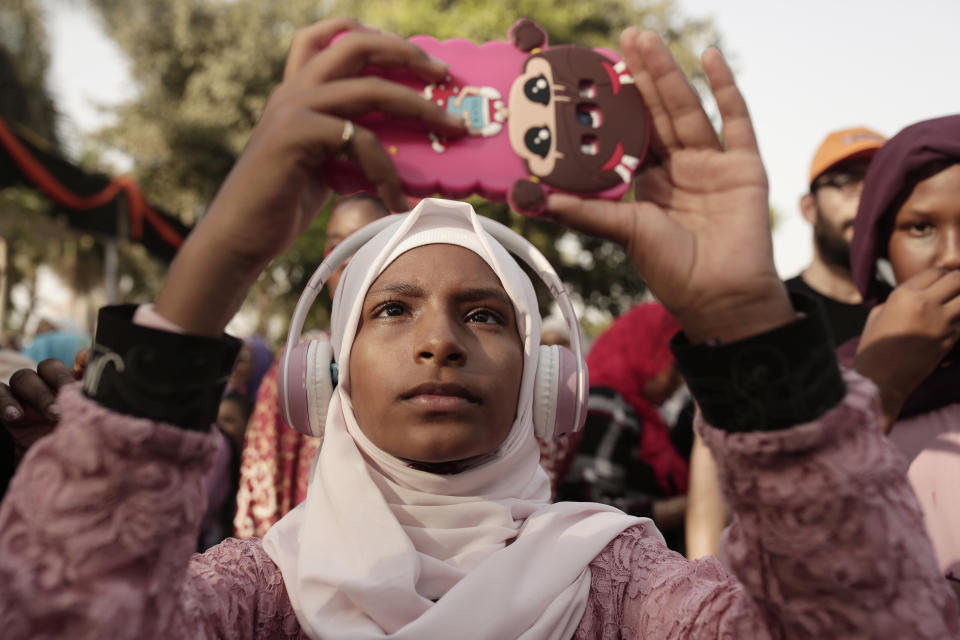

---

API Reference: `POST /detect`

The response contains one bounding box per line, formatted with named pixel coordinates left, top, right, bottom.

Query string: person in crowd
left=224, top=335, right=273, bottom=401
left=217, top=390, right=255, bottom=452
left=557, top=302, right=690, bottom=551
left=684, top=126, right=885, bottom=559
left=0, top=18, right=957, bottom=639
left=841, top=114, right=960, bottom=599
left=21, top=317, right=90, bottom=368
left=787, top=127, right=887, bottom=344
left=0, top=359, right=75, bottom=500
left=0, top=344, right=42, bottom=498
left=233, top=193, right=390, bottom=538
left=197, top=391, right=254, bottom=551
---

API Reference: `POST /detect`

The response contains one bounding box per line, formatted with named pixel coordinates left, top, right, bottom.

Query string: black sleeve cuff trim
left=669, top=294, right=845, bottom=433
left=82, top=305, right=242, bottom=432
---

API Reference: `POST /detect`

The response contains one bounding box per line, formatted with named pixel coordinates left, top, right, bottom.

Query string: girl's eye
left=375, top=302, right=406, bottom=318
left=467, top=309, right=501, bottom=325
left=908, top=222, right=934, bottom=236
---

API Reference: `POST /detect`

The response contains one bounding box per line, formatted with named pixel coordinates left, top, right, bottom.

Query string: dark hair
left=221, top=391, right=255, bottom=423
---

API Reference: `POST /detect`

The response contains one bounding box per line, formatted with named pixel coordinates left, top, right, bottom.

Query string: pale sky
left=43, top=0, right=960, bottom=279
left=678, top=0, right=960, bottom=277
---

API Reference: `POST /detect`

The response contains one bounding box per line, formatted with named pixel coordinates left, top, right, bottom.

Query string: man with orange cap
left=784, top=127, right=886, bottom=345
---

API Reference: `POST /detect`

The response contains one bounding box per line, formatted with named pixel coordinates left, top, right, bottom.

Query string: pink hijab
left=262, top=199, right=643, bottom=639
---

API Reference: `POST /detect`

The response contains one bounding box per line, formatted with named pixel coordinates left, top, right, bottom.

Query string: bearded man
left=785, top=127, right=886, bottom=345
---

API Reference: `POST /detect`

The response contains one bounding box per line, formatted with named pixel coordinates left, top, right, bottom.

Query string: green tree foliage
left=88, top=0, right=326, bottom=225
left=0, top=0, right=60, bottom=337
left=0, top=1, right=165, bottom=338
left=0, top=0, right=58, bottom=143
left=87, top=0, right=718, bottom=337
left=335, top=0, right=715, bottom=79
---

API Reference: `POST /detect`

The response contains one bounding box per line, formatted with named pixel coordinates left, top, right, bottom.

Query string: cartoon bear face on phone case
left=324, top=18, right=650, bottom=215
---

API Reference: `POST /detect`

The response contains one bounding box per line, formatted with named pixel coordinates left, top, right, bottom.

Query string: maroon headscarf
left=852, top=114, right=960, bottom=303
left=847, top=114, right=960, bottom=418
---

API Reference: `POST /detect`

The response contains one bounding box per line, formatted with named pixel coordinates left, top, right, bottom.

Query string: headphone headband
left=281, top=210, right=586, bottom=433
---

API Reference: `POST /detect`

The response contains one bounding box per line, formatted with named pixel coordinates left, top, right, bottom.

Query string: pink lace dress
left=1, top=372, right=957, bottom=639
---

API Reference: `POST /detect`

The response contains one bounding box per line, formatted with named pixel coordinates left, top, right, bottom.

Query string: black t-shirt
left=783, top=275, right=868, bottom=347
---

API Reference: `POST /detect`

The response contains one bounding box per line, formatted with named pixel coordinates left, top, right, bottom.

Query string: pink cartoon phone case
left=324, top=18, right=651, bottom=215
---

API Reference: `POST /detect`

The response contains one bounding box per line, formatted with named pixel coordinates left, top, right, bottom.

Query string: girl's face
left=888, top=163, right=960, bottom=282
left=349, top=244, right=524, bottom=464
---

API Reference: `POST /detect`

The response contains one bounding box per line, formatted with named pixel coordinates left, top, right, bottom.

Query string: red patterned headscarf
left=233, top=355, right=322, bottom=538
left=586, top=302, right=687, bottom=494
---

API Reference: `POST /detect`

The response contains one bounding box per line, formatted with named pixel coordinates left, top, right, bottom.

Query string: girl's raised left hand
left=154, top=19, right=466, bottom=336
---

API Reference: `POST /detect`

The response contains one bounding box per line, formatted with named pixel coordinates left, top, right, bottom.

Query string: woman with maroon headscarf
left=842, top=114, right=960, bottom=597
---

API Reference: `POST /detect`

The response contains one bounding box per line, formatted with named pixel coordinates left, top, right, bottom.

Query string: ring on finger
left=337, top=120, right=356, bottom=158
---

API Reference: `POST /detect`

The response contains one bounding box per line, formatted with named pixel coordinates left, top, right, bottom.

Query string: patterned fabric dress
left=233, top=358, right=321, bottom=539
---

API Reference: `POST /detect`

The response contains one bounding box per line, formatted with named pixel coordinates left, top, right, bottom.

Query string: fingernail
left=4, top=406, right=21, bottom=421
left=46, top=403, right=61, bottom=421
left=428, top=55, right=449, bottom=70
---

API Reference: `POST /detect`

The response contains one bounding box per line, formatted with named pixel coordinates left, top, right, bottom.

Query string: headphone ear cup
left=279, top=340, right=334, bottom=439
left=304, top=340, right=334, bottom=439
left=533, top=345, right=586, bottom=439
left=532, top=345, right=558, bottom=440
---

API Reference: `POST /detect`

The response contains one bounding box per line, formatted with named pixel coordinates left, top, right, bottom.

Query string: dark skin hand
left=0, top=359, right=78, bottom=462
left=854, top=267, right=960, bottom=432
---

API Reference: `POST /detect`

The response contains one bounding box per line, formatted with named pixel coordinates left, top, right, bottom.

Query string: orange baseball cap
left=809, top=127, right=886, bottom=186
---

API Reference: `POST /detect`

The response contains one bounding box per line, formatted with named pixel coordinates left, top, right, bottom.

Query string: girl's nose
left=936, top=229, right=960, bottom=271
left=415, top=313, right=466, bottom=366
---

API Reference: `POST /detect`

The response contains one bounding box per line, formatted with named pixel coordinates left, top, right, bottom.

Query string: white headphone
left=277, top=212, right=588, bottom=441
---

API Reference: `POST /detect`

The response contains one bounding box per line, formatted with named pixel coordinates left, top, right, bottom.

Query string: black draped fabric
left=0, top=117, right=190, bottom=262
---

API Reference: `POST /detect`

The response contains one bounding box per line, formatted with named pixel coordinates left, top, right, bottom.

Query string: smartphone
left=325, top=18, right=650, bottom=215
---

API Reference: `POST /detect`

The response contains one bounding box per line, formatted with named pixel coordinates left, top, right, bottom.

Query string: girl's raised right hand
left=544, top=29, right=793, bottom=345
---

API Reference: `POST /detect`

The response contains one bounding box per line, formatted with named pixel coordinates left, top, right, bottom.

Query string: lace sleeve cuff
left=82, top=304, right=241, bottom=431
left=670, top=294, right=845, bottom=433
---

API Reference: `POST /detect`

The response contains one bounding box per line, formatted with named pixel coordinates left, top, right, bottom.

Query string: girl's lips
left=401, top=382, right=478, bottom=401
left=401, top=382, right=479, bottom=412
left=405, top=394, right=476, bottom=411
